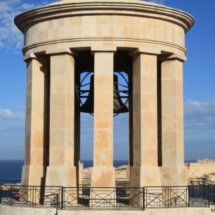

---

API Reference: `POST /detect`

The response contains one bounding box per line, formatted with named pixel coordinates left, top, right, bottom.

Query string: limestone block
left=0, top=205, right=213, bottom=215
left=161, top=59, right=185, bottom=172
left=22, top=57, right=48, bottom=186
left=21, top=165, right=44, bottom=186
left=90, top=167, right=116, bottom=207
left=91, top=167, right=115, bottom=187
left=45, top=166, right=76, bottom=187
left=132, top=53, right=158, bottom=167
left=46, top=53, right=77, bottom=187
left=161, top=165, right=187, bottom=186
left=91, top=51, right=115, bottom=187
left=131, top=53, right=161, bottom=187
left=130, top=166, right=161, bottom=187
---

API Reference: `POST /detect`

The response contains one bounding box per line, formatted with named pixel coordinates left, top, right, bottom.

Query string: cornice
left=22, top=37, right=187, bottom=54
left=14, top=1, right=194, bottom=33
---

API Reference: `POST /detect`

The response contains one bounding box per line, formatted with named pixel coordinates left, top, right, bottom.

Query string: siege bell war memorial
left=17, top=0, right=193, bottom=189
left=0, top=0, right=215, bottom=214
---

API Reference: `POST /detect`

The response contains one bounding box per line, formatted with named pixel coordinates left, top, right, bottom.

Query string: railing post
left=143, top=187, right=145, bottom=210
left=166, top=187, right=168, bottom=208
left=33, top=186, right=36, bottom=207
left=188, top=185, right=190, bottom=207
left=208, top=184, right=210, bottom=207
left=9, top=184, right=12, bottom=205
left=31, top=186, right=33, bottom=207
left=56, top=193, right=59, bottom=209
left=61, top=187, right=64, bottom=209
left=0, top=184, right=2, bottom=204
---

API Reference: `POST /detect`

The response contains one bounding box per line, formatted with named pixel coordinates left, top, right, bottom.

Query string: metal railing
left=0, top=184, right=60, bottom=208
left=62, top=187, right=143, bottom=210
left=145, top=186, right=189, bottom=208
left=0, top=183, right=214, bottom=210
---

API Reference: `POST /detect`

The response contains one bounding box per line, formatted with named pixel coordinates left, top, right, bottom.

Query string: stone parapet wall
left=0, top=205, right=212, bottom=215
left=0, top=205, right=56, bottom=215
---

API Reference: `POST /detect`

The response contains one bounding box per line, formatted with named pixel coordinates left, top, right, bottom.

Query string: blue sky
left=0, top=0, right=214, bottom=161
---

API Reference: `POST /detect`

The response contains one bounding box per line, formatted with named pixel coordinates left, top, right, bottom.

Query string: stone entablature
left=15, top=0, right=194, bottom=61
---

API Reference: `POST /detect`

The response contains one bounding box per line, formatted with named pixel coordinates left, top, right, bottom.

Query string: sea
left=0, top=160, right=196, bottom=183
left=0, top=160, right=128, bottom=183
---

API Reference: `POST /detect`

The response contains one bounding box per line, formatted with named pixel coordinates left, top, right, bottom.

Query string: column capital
left=158, top=53, right=187, bottom=62
left=46, top=48, right=77, bottom=56
left=91, top=46, right=116, bottom=54
left=23, top=53, right=37, bottom=62
left=130, top=48, right=161, bottom=57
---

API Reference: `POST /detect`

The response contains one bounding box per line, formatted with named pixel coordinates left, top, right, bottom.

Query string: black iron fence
left=145, top=186, right=189, bottom=208
left=0, top=183, right=214, bottom=210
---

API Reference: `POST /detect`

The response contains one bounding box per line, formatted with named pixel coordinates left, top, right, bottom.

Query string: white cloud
left=184, top=98, right=215, bottom=134
left=0, top=0, right=53, bottom=51
left=0, top=109, right=25, bottom=120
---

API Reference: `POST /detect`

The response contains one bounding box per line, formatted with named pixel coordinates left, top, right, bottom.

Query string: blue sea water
left=0, top=160, right=128, bottom=182
left=0, top=160, right=24, bottom=183
left=0, top=160, right=196, bottom=182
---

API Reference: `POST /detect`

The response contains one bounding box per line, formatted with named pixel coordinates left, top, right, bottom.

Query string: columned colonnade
left=21, top=47, right=186, bottom=188
left=14, top=0, right=194, bottom=188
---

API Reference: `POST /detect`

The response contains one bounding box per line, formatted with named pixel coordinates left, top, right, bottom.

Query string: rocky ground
left=186, top=159, right=215, bottom=185
left=82, top=159, right=215, bottom=185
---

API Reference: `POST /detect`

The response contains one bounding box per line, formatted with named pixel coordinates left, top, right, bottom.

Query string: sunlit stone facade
left=15, top=0, right=194, bottom=188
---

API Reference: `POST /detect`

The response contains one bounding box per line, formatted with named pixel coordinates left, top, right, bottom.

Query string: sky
left=0, top=0, right=214, bottom=161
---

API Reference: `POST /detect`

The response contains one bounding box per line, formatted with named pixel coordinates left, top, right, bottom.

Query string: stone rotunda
left=15, top=0, right=194, bottom=189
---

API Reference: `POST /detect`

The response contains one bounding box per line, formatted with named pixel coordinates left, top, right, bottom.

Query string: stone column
left=160, top=58, right=187, bottom=186
left=21, top=54, right=47, bottom=186
left=45, top=50, right=76, bottom=187
left=131, top=50, right=161, bottom=187
left=127, top=73, right=132, bottom=183
left=91, top=48, right=115, bottom=187
left=75, top=72, right=80, bottom=187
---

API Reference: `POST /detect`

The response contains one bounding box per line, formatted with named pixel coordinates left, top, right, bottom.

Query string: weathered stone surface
left=14, top=0, right=194, bottom=188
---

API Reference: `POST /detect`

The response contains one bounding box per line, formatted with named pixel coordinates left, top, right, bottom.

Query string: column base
left=126, top=165, right=131, bottom=182
left=130, top=166, right=161, bottom=187
left=45, top=166, right=77, bottom=186
left=161, top=165, right=187, bottom=186
left=90, top=167, right=116, bottom=208
left=91, top=166, right=115, bottom=187
left=21, top=165, right=44, bottom=186
left=78, top=162, right=83, bottom=186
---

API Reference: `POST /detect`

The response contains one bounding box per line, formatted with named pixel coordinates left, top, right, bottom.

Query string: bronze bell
left=80, top=74, right=128, bottom=114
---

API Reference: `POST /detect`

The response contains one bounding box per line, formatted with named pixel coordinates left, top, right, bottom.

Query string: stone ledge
left=15, top=0, right=194, bottom=33
left=0, top=205, right=212, bottom=215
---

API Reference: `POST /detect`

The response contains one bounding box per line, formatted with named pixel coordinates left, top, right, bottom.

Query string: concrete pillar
left=131, top=52, right=161, bottom=187
left=45, top=52, right=76, bottom=187
left=21, top=55, right=47, bottom=186
left=160, top=59, right=187, bottom=186
left=91, top=50, right=115, bottom=187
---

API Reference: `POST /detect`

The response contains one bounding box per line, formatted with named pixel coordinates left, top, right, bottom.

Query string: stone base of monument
left=45, top=166, right=77, bottom=187
left=90, top=167, right=116, bottom=208
left=161, top=166, right=187, bottom=186
left=90, top=167, right=115, bottom=187
left=21, top=165, right=44, bottom=186
left=45, top=166, right=78, bottom=205
left=0, top=205, right=213, bottom=215
left=130, top=166, right=161, bottom=187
